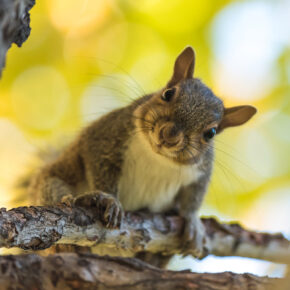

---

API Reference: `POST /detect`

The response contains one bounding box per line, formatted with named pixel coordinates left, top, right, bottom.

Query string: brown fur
left=28, top=46, right=257, bottom=267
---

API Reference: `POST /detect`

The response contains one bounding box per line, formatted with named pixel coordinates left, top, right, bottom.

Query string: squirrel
left=28, top=46, right=257, bottom=266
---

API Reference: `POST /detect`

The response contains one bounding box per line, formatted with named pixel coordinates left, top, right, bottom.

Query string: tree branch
left=0, top=0, right=35, bottom=75
left=0, top=253, right=278, bottom=289
left=0, top=205, right=289, bottom=264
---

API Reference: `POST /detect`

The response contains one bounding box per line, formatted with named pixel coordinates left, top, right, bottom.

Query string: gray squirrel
left=29, top=46, right=257, bottom=266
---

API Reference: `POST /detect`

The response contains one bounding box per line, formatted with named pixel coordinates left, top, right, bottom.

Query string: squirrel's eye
left=203, top=128, right=216, bottom=142
left=161, top=88, right=176, bottom=102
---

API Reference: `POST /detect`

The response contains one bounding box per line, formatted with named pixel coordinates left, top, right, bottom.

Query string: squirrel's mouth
left=151, top=141, right=200, bottom=165
left=133, top=105, right=202, bottom=164
left=148, top=126, right=200, bottom=164
left=150, top=121, right=184, bottom=148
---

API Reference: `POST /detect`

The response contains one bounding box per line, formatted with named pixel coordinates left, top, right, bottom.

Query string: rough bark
left=0, top=253, right=278, bottom=290
left=0, top=0, right=35, bottom=76
left=0, top=205, right=289, bottom=264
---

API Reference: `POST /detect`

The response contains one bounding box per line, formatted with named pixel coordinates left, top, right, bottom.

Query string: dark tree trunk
left=0, top=0, right=35, bottom=76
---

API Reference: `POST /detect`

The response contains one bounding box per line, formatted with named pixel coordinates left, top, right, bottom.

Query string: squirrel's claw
left=103, top=197, right=123, bottom=229
left=60, top=194, right=74, bottom=207
left=181, top=216, right=208, bottom=259
left=73, top=191, right=123, bottom=229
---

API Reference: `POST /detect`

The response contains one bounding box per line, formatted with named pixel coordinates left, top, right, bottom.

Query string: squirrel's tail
left=12, top=146, right=62, bottom=206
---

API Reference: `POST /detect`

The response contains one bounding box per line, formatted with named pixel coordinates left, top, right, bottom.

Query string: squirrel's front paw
left=181, top=216, right=207, bottom=258
left=74, top=192, right=123, bottom=229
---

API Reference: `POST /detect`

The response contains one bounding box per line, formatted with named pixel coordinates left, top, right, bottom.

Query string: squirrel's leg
left=29, top=173, right=75, bottom=206
left=176, top=179, right=209, bottom=258
left=29, top=145, right=84, bottom=206
left=29, top=170, right=92, bottom=254
left=69, top=157, right=124, bottom=228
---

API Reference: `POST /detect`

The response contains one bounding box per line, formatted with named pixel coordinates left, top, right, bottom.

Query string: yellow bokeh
left=0, top=0, right=289, bottom=276
left=48, top=0, right=111, bottom=36
left=0, top=0, right=288, bottom=224
left=10, top=66, right=70, bottom=131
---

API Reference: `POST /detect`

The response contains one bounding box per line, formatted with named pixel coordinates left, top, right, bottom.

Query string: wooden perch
left=0, top=0, right=35, bottom=75
left=0, top=205, right=289, bottom=264
left=0, top=253, right=278, bottom=289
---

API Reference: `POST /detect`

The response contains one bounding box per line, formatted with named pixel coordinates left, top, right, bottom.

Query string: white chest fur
left=118, top=134, right=203, bottom=212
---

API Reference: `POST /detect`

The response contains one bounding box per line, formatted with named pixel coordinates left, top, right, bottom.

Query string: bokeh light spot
left=243, top=186, right=290, bottom=237
left=0, top=119, right=35, bottom=206
left=64, top=22, right=129, bottom=70
left=126, top=0, right=214, bottom=33
left=233, top=128, right=276, bottom=179
left=11, top=67, right=70, bottom=131
left=81, top=74, right=137, bottom=124
left=48, top=0, right=111, bottom=36
left=210, top=0, right=290, bottom=101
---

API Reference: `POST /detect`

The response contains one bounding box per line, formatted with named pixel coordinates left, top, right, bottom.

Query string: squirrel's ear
left=218, top=105, right=257, bottom=132
left=167, top=46, right=195, bottom=87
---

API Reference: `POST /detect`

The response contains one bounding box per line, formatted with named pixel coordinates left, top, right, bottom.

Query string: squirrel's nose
left=159, top=123, right=182, bottom=147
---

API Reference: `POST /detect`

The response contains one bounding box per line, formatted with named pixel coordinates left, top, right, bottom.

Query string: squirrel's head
left=133, top=46, right=257, bottom=165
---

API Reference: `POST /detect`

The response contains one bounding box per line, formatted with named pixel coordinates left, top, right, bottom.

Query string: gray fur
left=28, top=46, right=256, bottom=267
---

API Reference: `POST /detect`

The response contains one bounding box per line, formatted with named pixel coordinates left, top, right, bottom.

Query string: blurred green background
left=0, top=0, right=289, bottom=276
